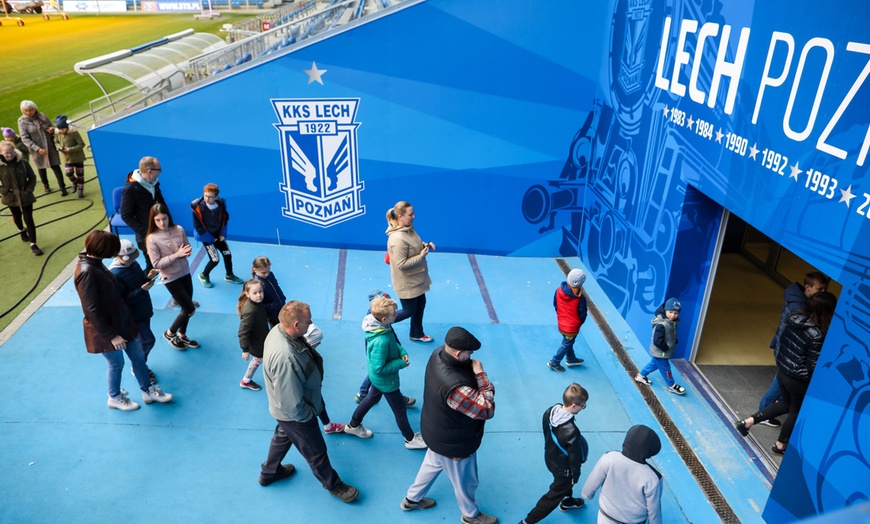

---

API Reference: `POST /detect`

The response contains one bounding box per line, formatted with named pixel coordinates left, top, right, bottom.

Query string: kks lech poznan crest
left=272, top=98, right=365, bottom=227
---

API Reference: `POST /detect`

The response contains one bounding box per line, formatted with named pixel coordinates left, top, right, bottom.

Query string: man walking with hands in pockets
left=401, top=326, right=498, bottom=524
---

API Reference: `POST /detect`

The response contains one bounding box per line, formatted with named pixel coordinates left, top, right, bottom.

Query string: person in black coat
left=74, top=231, right=173, bottom=410
left=521, top=383, right=589, bottom=523
left=120, top=156, right=165, bottom=272
left=252, top=256, right=287, bottom=328
left=0, top=141, right=42, bottom=255
left=237, top=279, right=271, bottom=391
left=736, top=291, right=837, bottom=454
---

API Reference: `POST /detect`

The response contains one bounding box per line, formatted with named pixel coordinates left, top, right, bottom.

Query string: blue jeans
left=549, top=334, right=578, bottom=365
left=759, top=375, right=782, bottom=411
left=640, top=356, right=675, bottom=387
left=357, top=375, right=371, bottom=398
left=102, top=338, right=151, bottom=398
left=137, top=320, right=155, bottom=362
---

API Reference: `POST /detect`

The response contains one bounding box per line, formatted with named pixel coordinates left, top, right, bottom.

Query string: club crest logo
left=271, top=98, right=365, bottom=227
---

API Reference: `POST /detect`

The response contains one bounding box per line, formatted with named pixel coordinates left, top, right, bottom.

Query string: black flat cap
left=444, top=326, right=481, bottom=352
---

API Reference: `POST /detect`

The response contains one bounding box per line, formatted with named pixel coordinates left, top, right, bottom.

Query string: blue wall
left=89, top=0, right=870, bottom=521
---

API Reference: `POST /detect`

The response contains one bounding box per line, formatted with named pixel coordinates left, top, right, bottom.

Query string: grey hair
left=20, top=100, right=38, bottom=112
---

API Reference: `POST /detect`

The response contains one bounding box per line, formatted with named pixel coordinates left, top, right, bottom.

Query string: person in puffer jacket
left=520, top=383, right=589, bottom=523
left=735, top=291, right=836, bottom=455
left=635, top=298, right=687, bottom=395
left=547, top=268, right=588, bottom=372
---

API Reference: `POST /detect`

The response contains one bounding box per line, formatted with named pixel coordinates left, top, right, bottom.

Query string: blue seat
left=109, top=186, right=131, bottom=236
left=235, top=53, right=252, bottom=66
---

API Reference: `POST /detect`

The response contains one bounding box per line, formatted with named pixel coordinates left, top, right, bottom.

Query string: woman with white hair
left=17, top=100, right=69, bottom=195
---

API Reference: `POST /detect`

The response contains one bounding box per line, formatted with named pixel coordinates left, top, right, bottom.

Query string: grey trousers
left=406, top=448, right=480, bottom=517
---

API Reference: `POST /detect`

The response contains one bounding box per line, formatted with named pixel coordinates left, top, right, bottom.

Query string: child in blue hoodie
left=635, top=298, right=686, bottom=395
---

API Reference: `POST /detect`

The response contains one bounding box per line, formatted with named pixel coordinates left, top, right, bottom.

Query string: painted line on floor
left=333, top=249, right=346, bottom=320
left=468, top=254, right=499, bottom=324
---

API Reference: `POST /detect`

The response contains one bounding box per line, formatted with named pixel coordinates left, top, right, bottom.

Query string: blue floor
left=0, top=239, right=771, bottom=523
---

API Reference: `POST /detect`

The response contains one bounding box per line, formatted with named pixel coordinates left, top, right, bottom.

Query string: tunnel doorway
left=692, top=210, right=840, bottom=467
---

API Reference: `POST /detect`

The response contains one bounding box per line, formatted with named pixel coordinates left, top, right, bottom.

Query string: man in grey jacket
left=259, top=300, right=359, bottom=502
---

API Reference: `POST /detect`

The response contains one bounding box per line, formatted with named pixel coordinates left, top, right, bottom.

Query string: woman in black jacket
left=74, top=231, right=174, bottom=411
left=736, top=292, right=837, bottom=454
left=0, top=141, right=42, bottom=255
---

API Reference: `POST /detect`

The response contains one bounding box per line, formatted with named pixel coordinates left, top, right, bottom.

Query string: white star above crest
left=304, top=61, right=327, bottom=85
left=715, top=128, right=724, bottom=143
left=662, top=105, right=670, bottom=118
left=789, top=162, right=803, bottom=181
left=839, top=185, right=856, bottom=207
left=686, top=115, right=694, bottom=129
left=748, top=143, right=759, bottom=161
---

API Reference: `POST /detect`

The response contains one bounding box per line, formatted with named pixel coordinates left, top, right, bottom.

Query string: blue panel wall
left=89, top=0, right=607, bottom=254
left=88, top=0, right=870, bottom=521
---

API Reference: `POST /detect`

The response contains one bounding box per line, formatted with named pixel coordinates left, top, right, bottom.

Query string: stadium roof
left=74, top=29, right=227, bottom=96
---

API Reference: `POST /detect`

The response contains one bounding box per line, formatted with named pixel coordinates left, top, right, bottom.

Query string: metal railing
left=81, top=0, right=410, bottom=127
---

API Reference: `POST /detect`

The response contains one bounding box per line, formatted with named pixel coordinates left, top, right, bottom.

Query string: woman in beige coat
left=386, top=201, right=435, bottom=342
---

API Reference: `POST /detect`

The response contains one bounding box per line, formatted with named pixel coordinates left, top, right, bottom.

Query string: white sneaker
left=142, top=385, right=173, bottom=404
left=343, top=423, right=373, bottom=438
left=405, top=432, right=427, bottom=450
left=635, top=373, right=652, bottom=386
left=108, top=389, right=140, bottom=411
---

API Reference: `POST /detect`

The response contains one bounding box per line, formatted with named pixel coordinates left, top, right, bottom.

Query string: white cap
left=567, top=268, right=586, bottom=288
left=118, top=239, right=139, bottom=261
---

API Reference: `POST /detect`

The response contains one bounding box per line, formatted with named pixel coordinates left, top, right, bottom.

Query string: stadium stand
left=74, top=0, right=409, bottom=127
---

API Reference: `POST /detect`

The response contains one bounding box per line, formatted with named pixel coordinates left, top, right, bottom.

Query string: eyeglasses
left=149, top=168, right=162, bottom=173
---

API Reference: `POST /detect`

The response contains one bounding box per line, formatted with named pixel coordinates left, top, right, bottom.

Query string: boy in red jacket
left=548, top=269, right=588, bottom=372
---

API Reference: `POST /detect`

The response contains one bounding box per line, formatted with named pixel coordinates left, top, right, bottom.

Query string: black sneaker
left=176, top=333, right=200, bottom=349
left=77, top=188, right=84, bottom=199
left=60, top=187, right=68, bottom=196
left=329, top=482, right=359, bottom=503
left=559, top=497, right=585, bottom=511
left=404, top=396, right=416, bottom=407
left=163, top=330, right=186, bottom=350
left=43, top=185, right=51, bottom=193
left=400, top=497, right=436, bottom=511
left=759, top=418, right=782, bottom=428
left=258, top=463, right=296, bottom=486
left=565, top=358, right=585, bottom=366
left=19, top=229, right=29, bottom=242
left=734, top=420, right=750, bottom=437
left=547, top=362, right=566, bottom=372
left=31, top=244, right=44, bottom=256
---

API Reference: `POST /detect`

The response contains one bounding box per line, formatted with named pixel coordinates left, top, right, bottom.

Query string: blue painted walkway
left=0, top=239, right=770, bottom=523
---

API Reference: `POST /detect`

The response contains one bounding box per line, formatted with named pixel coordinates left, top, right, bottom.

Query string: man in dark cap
left=401, top=326, right=498, bottom=524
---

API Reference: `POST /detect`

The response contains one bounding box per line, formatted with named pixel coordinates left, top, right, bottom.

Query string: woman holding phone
left=146, top=203, right=200, bottom=350
left=386, top=201, right=435, bottom=342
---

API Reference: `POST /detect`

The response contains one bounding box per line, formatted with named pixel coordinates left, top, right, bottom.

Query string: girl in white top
left=145, top=202, right=199, bottom=350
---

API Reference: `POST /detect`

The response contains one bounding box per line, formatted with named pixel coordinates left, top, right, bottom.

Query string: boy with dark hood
left=581, top=424, right=663, bottom=524
left=520, top=383, right=589, bottom=524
